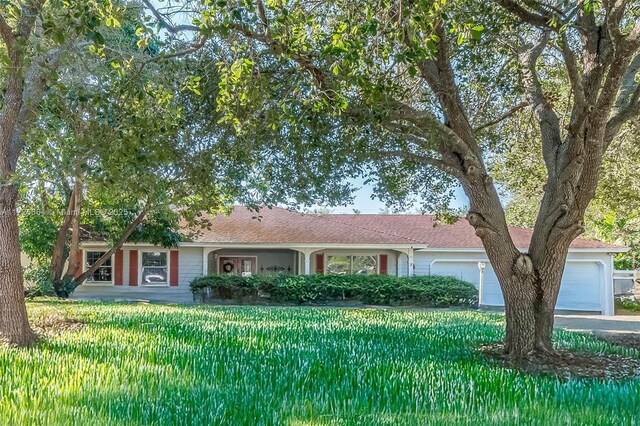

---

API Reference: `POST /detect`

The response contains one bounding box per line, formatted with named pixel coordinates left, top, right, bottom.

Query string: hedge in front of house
left=190, top=274, right=478, bottom=307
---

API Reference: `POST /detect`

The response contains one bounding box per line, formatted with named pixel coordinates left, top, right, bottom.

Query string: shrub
left=616, top=298, right=640, bottom=313
left=190, top=274, right=478, bottom=307
left=23, top=264, right=55, bottom=298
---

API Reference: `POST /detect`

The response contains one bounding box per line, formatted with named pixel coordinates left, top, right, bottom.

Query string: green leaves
left=191, top=273, right=479, bottom=307
left=470, top=24, right=484, bottom=40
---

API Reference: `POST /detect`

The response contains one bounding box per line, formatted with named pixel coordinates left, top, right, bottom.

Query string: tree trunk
left=50, top=187, right=76, bottom=285
left=0, top=185, right=37, bottom=346
left=489, top=257, right=539, bottom=358
left=68, top=207, right=148, bottom=293
left=62, top=179, right=82, bottom=284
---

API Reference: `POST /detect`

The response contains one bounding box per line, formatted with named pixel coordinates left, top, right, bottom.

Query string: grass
left=0, top=301, right=637, bottom=425
left=616, top=298, right=640, bottom=316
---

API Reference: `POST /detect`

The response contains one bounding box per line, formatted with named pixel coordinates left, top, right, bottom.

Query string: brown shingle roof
left=182, top=206, right=622, bottom=249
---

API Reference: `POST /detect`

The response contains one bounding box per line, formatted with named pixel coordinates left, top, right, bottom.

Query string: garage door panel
left=556, top=263, right=601, bottom=311
left=431, top=260, right=602, bottom=312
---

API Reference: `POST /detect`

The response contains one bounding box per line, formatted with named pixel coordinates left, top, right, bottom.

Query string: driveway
left=554, top=314, right=640, bottom=334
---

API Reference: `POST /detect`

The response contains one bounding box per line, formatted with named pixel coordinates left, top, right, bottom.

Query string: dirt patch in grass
left=480, top=344, right=640, bottom=380
left=595, top=333, right=640, bottom=351
left=31, top=312, right=84, bottom=337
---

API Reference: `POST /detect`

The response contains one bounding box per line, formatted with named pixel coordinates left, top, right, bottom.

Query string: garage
left=425, top=252, right=615, bottom=315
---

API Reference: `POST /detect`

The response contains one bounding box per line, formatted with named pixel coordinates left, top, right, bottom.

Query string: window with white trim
left=326, top=255, right=378, bottom=275
left=85, top=251, right=112, bottom=283
left=141, top=251, right=168, bottom=285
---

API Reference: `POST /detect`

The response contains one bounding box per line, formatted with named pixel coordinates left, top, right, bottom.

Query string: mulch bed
left=480, top=344, right=640, bottom=380
left=31, top=313, right=84, bottom=337
left=595, top=332, right=640, bottom=351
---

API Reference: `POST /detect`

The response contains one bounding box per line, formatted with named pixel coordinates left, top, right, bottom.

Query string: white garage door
left=430, top=260, right=603, bottom=312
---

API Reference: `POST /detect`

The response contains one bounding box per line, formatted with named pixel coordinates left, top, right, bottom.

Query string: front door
left=219, top=257, right=257, bottom=276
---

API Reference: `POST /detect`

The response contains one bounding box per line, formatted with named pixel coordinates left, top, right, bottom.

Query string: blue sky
left=329, top=179, right=470, bottom=214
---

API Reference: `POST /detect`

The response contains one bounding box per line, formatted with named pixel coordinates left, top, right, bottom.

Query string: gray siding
left=180, top=247, right=204, bottom=287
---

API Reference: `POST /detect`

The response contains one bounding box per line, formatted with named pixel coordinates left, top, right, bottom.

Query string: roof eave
left=415, top=246, right=629, bottom=253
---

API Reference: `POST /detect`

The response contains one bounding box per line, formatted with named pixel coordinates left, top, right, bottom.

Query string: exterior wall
left=207, top=249, right=296, bottom=275
left=74, top=245, right=197, bottom=303
left=310, top=249, right=399, bottom=276
left=72, top=245, right=616, bottom=315
left=415, top=250, right=615, bottom=315
left=180, top=247, right=204, bottom=285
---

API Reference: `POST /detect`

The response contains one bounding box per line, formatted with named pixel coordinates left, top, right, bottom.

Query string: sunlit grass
left=0, top=301, right=637, bottom=425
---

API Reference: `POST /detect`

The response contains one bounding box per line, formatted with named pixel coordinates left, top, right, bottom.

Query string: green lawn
left=0, top=302, right=638, bottom=425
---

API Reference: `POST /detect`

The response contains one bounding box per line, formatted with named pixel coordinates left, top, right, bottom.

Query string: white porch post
left=304, top=253, right=311, bottom=275
left=408, top=247, right=415, bottom=276
left=294, top=248, right=322, bottom=275
left=202, top=248, right=207, bottom=276
left=202, top=248, right=222, bottom=276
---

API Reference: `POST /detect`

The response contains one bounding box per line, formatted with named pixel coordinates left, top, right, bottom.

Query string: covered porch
left=199, top=245, right=417, bottom=277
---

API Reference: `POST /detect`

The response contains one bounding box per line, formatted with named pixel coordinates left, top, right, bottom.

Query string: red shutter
left=73, top=250, right=83, bottom=279
left=169, top=250, right=179, bottom=287
left=114, top=250, right=124, bottom=285
left=315, top=253, right=324, bottom=275
left=379, top=254, right=388, bottom=275
left=129, top=250, right=138, bottom=286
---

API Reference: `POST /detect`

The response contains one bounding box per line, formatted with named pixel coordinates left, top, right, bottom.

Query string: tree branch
left=140, top=34, right=208, bottom=71
left=376, top=150, right=465, bottom=179
left=414, top=22, right=478, bottom=157
left=140, top=0, right=199, bottom=33
left=227, top=21, right=331, bottom=93
left=74, top=207, right=149, bottom=286
left=0, top=13, right=16, bottom=48
left=603, top=0, right=630, bottom=44
left=518, top=32, right=562, bottom=177
left=474, top=102, right=528, bottom=132
left=8, top=46, right=63, bottom=168
left=558, top=31, right=586, bottom=110
left=606, top=83, right=640, bottom=145
left=494, top=0, right=554, bottom=29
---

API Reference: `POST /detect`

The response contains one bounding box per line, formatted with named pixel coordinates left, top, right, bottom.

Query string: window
left=352, top=256, right=377, bottom=275
left=326, top=256, right=350, bottom=275
left=141, top=252, right=168, bottom=285
left=86, top=251, right=112, bottom=283
left=326, top=255, right=378, bottom=275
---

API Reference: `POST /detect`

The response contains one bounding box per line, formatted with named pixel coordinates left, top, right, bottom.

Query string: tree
left=491, top=100, right=640, bottom=269
left=0, top=0, right=123, bottom=346
left=142, top=0, right=640, bottom=357
left=15, top=1, right=360, bottom=303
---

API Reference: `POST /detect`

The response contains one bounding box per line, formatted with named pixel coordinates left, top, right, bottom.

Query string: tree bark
left=0, top=185, right=37, bottom=346
left=50, top=186, right=76, bottom=286
left=72, top=208, right=148, bottom=288
left=62, top=179, right=82, bottom=284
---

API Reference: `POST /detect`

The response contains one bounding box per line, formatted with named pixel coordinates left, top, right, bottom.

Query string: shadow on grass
left=9, top=303, right=640, bottom=425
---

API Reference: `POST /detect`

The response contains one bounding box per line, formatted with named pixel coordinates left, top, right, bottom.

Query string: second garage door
left=430, top=260, right=604, bottom=313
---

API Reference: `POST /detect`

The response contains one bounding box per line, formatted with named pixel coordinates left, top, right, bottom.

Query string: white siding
left=179, top=247, right=204, bottom=287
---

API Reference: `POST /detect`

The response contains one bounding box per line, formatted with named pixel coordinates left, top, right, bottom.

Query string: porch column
left=202, top=248, right=207, bottom=276
left=304, top=254, right=311, bottom=275
left=294, top=248, right=323, bottom=275
left=408, top=247, right=415, bottom=276
left=202, top=248, right=222, bottom=276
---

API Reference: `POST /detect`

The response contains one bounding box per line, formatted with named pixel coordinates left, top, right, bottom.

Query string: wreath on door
left=222, top=262, right=234, bottom=273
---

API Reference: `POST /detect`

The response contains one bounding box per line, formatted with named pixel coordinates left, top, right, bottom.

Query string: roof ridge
left=317, top=215, right=426, bottom=245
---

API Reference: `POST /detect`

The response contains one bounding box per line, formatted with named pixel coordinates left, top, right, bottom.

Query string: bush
left=23, top=264, right=55, bottom=298
left=190, top=274, right=478, bottom=307
left=616, top=298, right=640, bottom=313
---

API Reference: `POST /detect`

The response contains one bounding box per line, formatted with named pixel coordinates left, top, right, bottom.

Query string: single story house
left=73, top=206, right=626, bottom=315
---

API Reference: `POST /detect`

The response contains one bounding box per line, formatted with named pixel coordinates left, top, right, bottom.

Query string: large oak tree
left=145, top=0, right=640, bottom=357
left=1, top=0, right=355, bottom=346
